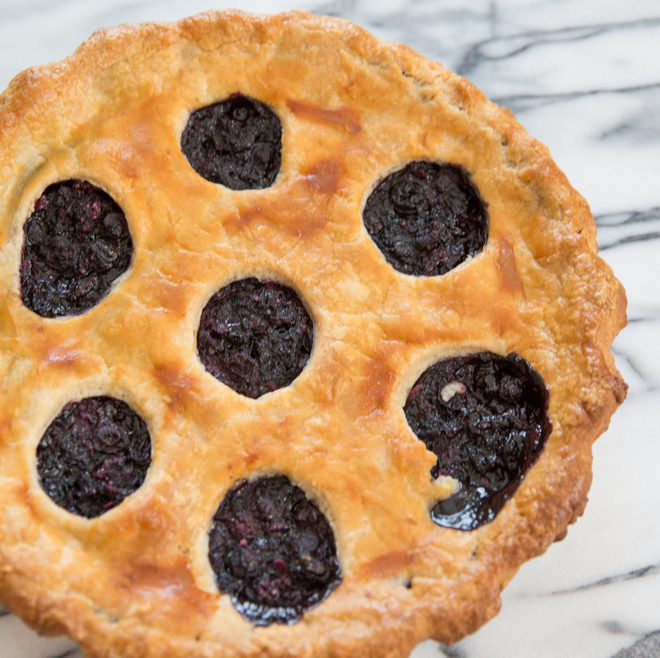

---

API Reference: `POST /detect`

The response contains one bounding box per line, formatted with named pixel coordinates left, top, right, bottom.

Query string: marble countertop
left=0, top=1, right=658, bottom=657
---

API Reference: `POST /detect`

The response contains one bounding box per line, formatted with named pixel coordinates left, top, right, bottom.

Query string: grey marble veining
left=0, top=1, right=658, bottom=657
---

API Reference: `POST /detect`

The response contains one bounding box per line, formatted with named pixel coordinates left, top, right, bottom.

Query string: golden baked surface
left=0, top=10, right=626, bottom=658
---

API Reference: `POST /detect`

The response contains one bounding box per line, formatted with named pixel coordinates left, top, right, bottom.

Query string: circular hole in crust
left=196, top=277, right=314, bottom=399
left=208, top=474, right=342, bottom=626
left=404, top=352, right=551, bottom=530
left=362, top=160, right=488, bottom=277
left=36, top=395, right=152, bottom=518
left=20, top=179, right=133, bottom=318
left=181, top=93, right=282, bottom=190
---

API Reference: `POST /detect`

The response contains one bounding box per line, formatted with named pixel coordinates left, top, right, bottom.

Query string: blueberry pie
left=0, top=10, right=627, bottom=658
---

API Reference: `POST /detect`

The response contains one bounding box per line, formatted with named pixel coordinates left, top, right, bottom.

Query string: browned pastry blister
left=0, top=10, right=627, bottom=658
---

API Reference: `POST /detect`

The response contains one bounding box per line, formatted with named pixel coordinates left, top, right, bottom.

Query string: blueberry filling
left=362, top=160, right=488, bottom=277
left=20, top=179, right=133, bottom=318
left=36, top=396, right=151, bottom=518
left=404, top=352, right=550, bottom=530
left=197, top=278, right=313, bottom=399
left=209, top=475, right=342, bottom=626
left=181, top=93, right=282, bottom=190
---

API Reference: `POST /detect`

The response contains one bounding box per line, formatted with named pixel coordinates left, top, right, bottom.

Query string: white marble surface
left=0, top=1, right=658, bottom=657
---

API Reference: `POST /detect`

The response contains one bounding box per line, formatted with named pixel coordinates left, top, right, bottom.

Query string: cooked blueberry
left=197, top=278, right=313, bottom=399
left=181, top=94, right=282, bottom=190
left=362, top=160, right=488, bottom=276
left=20, top=180, right=133, bottom=318
left=36, top=396, right=151, bottom=518
left=404, top=352, right=550, bottom=530
left=209, top=475, right=342, bottom=626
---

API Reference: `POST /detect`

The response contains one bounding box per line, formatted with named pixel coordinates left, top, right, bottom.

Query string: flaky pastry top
left=0, top=10, right=626, bottom=658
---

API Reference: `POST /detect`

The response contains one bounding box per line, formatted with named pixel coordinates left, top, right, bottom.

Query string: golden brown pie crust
left=0, top=9, right=626, bottom=658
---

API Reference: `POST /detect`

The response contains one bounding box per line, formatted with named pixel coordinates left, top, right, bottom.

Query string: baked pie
left=0, top=9, right=627, bottom=657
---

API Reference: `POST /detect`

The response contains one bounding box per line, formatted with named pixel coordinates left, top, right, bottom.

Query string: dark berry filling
left=20, top=179, right=133, bottom=318
left=181, top=94, right=282, bottom=190
left=404, top=352, right=550, bottom=530
left=36, top=396, right=151, bottom=518
left=197, top=278, right=313, bottom=399
left=362, top=160, right=488, bottom=276
left=209, top=475, right=342, bottom=626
